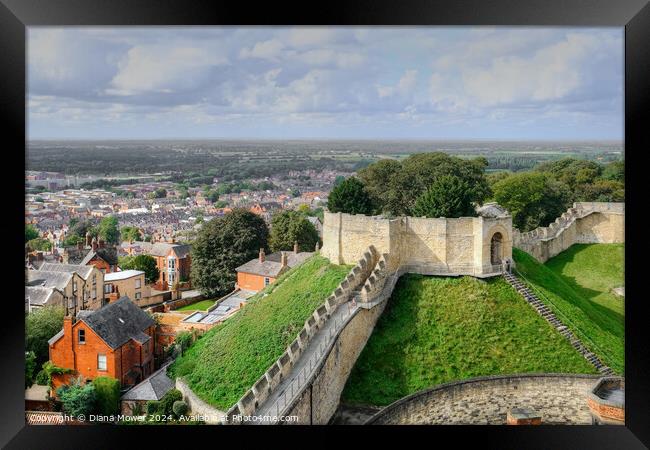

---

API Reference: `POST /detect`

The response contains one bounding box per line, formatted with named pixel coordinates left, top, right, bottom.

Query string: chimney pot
left=294, top=241, right=299, bottom=254
left=259, top=248, right=265, bottom=263
left=281, top=251, right=288, bottom=268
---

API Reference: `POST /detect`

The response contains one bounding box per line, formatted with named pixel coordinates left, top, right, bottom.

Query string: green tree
left=69, top=219, right=96, bottom=239
left=120, top=226, right=142, bottom=242
left=27, top=238, right=52, bottom=252
left=63, top=234, right=84, bottom=247
left=26, top=305, right=66, bottom=366
left=601, top=160, right=624, bottom=183
left=25, top=225, right=39, bottom=243
left=492, top=172, right=571, bottom=231
left=118, top=255, right=160, bottom=284
left=25, top=351, right=37, bottom=388
left=268, top=210, right=319, bottom=252
left=98, top=215, right=120, bottom=244
left=357, top=153, right=491, bottom=216
left=327, top=177, right=375, bottom=215
left=190, top=209, right=269, bottom=297
left=57, top=377, right=96, bottom=417
left=411, top=175, right=476, bottom=218
left=333, top=175, right=346, bottom=187
left=206, top=190, right=219, bottom=203
left=93, top=376, right=121, bottom=416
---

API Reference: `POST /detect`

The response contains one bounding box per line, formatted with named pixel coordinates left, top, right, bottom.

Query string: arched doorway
left=490, top=232, right=503, bottom=265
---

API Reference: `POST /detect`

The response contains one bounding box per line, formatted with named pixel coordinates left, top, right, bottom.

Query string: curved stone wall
left=366, top=373, right=602, bottom=425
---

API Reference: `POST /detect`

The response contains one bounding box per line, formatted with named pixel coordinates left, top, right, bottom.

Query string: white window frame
left=264, top=277, right=270, bottom=286
left=97, top=354, right=107, bottom=371
left=92, top=288, right=97, bottom=299
left=104, top=283, right=112, bottom=294
left=135, top=292, right=141, bottom=300
left=135, top=278, right=141, bottom=289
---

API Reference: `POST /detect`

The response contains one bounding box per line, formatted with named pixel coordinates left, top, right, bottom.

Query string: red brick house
left=121, top=241, right=191, bottom=291
left=48, top=297, right=155, bottom=393
left=235, top=244, right=313, bottom=292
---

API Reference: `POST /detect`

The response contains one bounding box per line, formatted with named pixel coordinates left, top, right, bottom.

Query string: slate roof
left=27, top=270, right=72, bottom=290
left=124, top=241, right=191, bottom=258
left=39, top=262, right=94, bottom=280
left=77, top=296, right=155, bottom=349
left=104, top=270, right=144, bottom=282
left=121, top=363, right=174, bottom=401
left=235, top=251, right=313, bottom=277
left=80, top=247, right=118, bottom=266
left=25, top=286, right=59, bottom=307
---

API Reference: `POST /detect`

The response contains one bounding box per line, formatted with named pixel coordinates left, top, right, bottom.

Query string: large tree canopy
left=492, top=172, right=571, bottom=232
left=26, top=305, right=66, bottom=366
left=357, top=152, right=491, bottom=216
left=190, top=209, right=269, bottom=297
left=118, top=254, right=159, bottom=284
left=97, top=215, right=120, bottom=244
left=327, top=176, right=375, bottom=215
left=268, top=210, right=319, bottom=253
left=411, top=175, right=476, bottom=218
left=25, top=225, right=39, bottom=243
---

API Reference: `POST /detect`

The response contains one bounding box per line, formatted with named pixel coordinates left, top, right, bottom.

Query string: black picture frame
left=1, top=0, right=648, bottom=447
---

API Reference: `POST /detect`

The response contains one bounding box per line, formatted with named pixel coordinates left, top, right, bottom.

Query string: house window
left=168, top=272, right=175, bottom=286
left=104, top=284, right=112, bottom=294
left=73, top=281, right=78, bottom=292
left=101, top=268, right=106, bottom=274
left=92, top=274, right=96, bottom=285
left=92, top=288, right=97, bottom=299
left=135, top=292, right=141, bottom=300
left=135, top=278, right=141, bottom=289
left=168, top=258, right=175, bottom=270
left=78, top=329, right=85, bottom=344
left=97, top=354, right=107, bottom=371
left=264, top=277, right=270, bottom=286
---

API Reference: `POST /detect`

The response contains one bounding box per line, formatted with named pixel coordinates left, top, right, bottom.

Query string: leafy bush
left=57, top=377, right=96, bottom=417
left=25, top=351, right=37, bottom=388
left=40, top=361, right=73, bottom=388
left=35, top=369, right=49, bottom=386
left=26, top=306, right=66, bottom=366
left=93, top=376, right=121, bottom=415
left=146, top=400, right=159, bottom=415
left=175, top=331, right=193, bottom=355
left=158, top=389, right=183, bottom=416
left=172, top=400, right=188, bottom=418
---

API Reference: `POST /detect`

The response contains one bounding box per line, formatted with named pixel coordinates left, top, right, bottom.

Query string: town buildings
left=235, top=244, right=313, bottom=292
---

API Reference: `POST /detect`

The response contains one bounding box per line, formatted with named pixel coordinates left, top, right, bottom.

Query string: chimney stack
left=85, top=232, right=92, bottom=247
left=259, top=248, right=265, bottom=263
left=36, top=251, right=44, bottom=261
left=293, top=241, right=299, bottom=254
left=91, top=237, right=98, bottom=252
left=280, top=251, right=288, bottom=268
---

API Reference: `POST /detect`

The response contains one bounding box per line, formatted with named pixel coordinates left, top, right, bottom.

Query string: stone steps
left=502, top=272, right=614, bottom=376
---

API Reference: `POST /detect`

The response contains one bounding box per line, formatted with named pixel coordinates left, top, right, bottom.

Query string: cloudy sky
left=27, top=27, right=623, bottom=140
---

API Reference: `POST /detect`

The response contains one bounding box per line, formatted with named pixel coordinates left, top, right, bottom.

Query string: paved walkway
left=253, top=300, right=359, bottom=424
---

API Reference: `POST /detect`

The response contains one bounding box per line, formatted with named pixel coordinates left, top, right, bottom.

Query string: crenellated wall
left=321, top=211, right=513, bottom=277
left=513, top=202, right=624, bottom=263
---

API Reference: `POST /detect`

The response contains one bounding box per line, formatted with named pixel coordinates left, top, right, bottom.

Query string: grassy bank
left=341, top=274, right=596, bottom=407
left=513, top=244, right=624, bottom=373
left=175, top=299, right=216, bottom=312
left=170, top=255, right=351, bottom=410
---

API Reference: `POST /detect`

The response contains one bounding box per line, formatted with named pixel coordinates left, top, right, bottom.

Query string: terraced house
left=48, top=297, right=156, bottom=393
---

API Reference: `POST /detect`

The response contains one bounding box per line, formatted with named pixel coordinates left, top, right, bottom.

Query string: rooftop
left=235, top=251, right=313, bottom=278
left=121, top=363, right=174, bottom=401
left=104, top=270, right=144, bottom=282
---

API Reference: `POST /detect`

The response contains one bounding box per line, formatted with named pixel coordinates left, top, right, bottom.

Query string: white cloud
left=239, top=39, right=285, bottom=61
left=108, top=44, right=228, bottom=95
left=377, top=69, right=418, bottom=98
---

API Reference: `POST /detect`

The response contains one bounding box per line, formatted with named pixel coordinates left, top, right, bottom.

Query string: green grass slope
left=170, top=255, right=351, bottom=410
left=175, top=299, right=216, bottom=312
left=341, top=274, right=596, bottom=407
left=513, top=244, right=624, bottom=373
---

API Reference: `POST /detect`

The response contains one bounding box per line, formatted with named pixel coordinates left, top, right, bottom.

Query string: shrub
left=25, top=351, right=37, bottom=388
left=35, top=369, right=49, bottom=386
left=57, top=377, right=96, bottom=417
left=175, top=331, right=193, bottom=355
left=93, top=376, right=121, bottom=416
left=172, top=400, right=188, bottom=418
left=26, top=306, right=66, bottom=366
left=146, top=400, right=159, bottom=415
left=158, top=389, right=183, bottom=416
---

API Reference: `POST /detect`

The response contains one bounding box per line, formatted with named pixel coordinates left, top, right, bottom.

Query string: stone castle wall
left=367, top=373, right=602, bottom=425
left=513, top=202, right=624, bottom=263
left=321, top=211, right=513, bottom=277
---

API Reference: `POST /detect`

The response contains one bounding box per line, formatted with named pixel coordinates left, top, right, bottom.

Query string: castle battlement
left=321, top=205, right=513, bottom=278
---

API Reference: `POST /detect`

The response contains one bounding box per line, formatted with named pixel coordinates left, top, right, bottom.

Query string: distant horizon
left=27, top=137, right=624, bottom=143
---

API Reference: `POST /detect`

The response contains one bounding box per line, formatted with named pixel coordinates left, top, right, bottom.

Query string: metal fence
left=270, top=301, right=357, bottom=419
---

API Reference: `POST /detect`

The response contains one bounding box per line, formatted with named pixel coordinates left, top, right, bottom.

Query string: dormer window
left=78, top=329, right=85, bottom=344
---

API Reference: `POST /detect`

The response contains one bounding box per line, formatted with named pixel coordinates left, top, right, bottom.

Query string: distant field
left=513, top=244, right=624, bottom=373
left=170, top=255, right=351, bottom=410
left=175, top=299, right=216, bottom=312
left=341, top=274, right=596, bottom=407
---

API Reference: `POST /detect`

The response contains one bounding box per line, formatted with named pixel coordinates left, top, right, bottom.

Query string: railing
left=269, top=301, right=357, bottom=420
